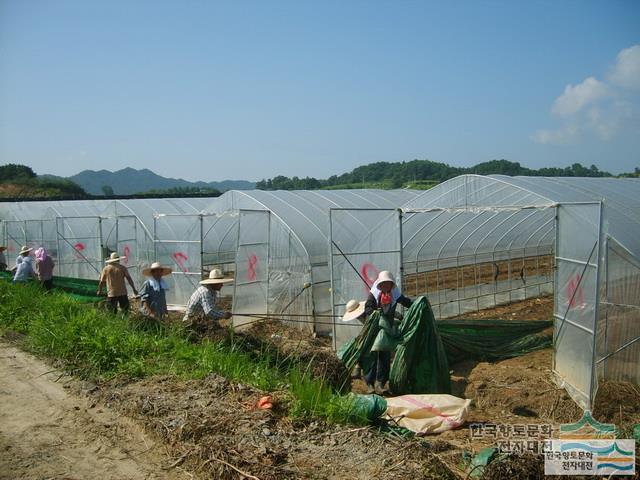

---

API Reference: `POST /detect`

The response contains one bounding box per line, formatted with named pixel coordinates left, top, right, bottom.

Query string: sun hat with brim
left=200, top=268, right=234, bottom=285
left=375, top=270, right=396, bottom=286
left=142, top=262, right=172, bottom=277
left=0, top=246, right=7, bottom=252
left=105, top=252, right=122, bottom=263
left=19, top=246, right=33, bottom=255
left=342, top=299, right=365, bottom=322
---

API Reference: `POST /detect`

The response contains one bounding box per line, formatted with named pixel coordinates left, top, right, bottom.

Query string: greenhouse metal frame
left=329, top=175, right=640, bottom=410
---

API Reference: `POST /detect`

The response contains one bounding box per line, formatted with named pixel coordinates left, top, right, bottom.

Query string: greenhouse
left=0, top=190, right=418, bottom=333
left=330, top=174, right=640, bottom=410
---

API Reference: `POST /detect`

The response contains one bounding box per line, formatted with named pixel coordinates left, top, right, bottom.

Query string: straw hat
left=105, top=252, right=122, bottom=263
left=142, top=262, right=172, bottom=277
left=342, top=299, right=365, bottom=322
left=0, top=246, right=7, bottom=252
left=376, top=270, right=396, bottom=286
left=200, top=268, right=233, bottom=285
left=19, top=245, right=33, bottom=255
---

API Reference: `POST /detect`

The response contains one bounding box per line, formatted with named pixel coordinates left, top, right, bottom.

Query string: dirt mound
left=95, top=374, right=459, bottom=479
left=459, top=349, right=583, bottom=425
left=241, top=320, right=350, bottom=392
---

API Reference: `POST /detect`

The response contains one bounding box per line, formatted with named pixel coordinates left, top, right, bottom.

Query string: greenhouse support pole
left=199, top=214, right=204, bottom=277
left=153, top=217, right=158, bottom=262
left=552, top=205, right=559, bottom=374
left=398, top=209, right=404, bottom=295
left=98, top=217, right=104, bottom=275
left=266, top=212, right=271, bottom=316
left=55, top=218, right=63, bottom=276
left=589, top=201, right=604, bottom=409
left=231, top=210, right=243, bottom=324
left=602, top=236, right=610, bottom=378
left=115, top=216, right=119, bottom=254
left=328, top=209, right=337, bottom=351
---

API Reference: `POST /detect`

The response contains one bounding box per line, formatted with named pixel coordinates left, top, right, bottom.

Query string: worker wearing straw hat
left=342, top=299, right=367, bottom=379
left=183, top=269, right=233, bottom=324
left=12, top=246, right=36, bottom=283
left=138, top=262, right=172, bottom=319
left=97, top=252, right=138, bottom=314
left=363, top=270, right=413, bottom=395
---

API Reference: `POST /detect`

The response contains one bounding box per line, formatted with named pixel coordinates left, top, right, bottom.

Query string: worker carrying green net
left=338, top=296, right=552, bottom=395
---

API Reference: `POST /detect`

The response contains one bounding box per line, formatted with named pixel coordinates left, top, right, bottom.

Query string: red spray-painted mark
left=122, top=245, right=130, bottom=265
left=566, top=273, right=585, bottom=309
left=73, top=242, right=86, bottom=260
left=360, top=262, right=380, bottom=294
left=360, top=262, right=380, bottom=287
left=247, top=254, right=258, bottom=281
left=172, top=252, right=189, bottom=273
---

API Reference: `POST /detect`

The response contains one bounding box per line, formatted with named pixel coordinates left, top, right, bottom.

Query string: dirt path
left=0, top=342, right=187, bottom=480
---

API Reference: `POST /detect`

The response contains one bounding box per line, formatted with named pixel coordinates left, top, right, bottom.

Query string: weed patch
left=0, top=282, right=354, bottom=423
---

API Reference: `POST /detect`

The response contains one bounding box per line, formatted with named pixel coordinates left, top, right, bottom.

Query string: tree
left=102, top=185, right=114, bottom=196
left=0, top=164, right=36, bottom=181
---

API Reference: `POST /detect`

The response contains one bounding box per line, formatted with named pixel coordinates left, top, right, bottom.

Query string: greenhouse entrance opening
left=330, top=201, right=607, bottom=411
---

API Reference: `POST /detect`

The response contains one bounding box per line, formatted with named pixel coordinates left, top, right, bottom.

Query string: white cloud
left=532, top=125, right=578, bottom=145
left=551, top=77, right=610, bottom=117
left=533, top=45, right=639, bottom=145
left=608, top=44, right=640, bottom=90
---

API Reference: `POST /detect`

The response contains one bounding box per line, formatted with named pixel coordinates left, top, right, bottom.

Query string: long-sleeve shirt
left=364, top=292, right=413, bottom=318
left=183, top=285, right=225, bottom=322
left=13, top=256, right=35, bottom=282
left=139, top=279, right=168, bottom=319
left=36, top=256, right=55, bottom=281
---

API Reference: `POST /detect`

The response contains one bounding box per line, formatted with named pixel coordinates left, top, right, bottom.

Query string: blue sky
left=1, top=0, right=639, bottom=182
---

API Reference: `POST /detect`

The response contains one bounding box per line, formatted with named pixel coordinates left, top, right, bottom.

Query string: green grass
left=0, top=281, right=361, bottom=423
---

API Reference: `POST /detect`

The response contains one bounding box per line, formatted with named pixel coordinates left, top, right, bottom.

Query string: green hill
left=256, top=159, right=616, bottom=190
left=0, top=164, right=88, bottom=200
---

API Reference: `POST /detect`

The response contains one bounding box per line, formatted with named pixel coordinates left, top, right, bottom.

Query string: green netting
left=390, top=296, right=451, bottom=395
left=0, top=271, right=101, bottom=303
left=337, top=310, right=381, bottom=375
left=338, top=296, right=553, bottom=395
left=339, top=296, right=452, bottom=395
left=437, top=319, right=552, bottom=363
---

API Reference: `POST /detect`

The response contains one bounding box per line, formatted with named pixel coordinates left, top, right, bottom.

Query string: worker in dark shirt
left=363, top=270, right=412, bottom=394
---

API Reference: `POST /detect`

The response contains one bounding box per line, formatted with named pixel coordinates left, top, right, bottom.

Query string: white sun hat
left=376, top=270, right=396, bottom=286
left=105, top=252, right=122, bottom=264
left=19, top=245, right=33, bottom=255
left=200, top=268, right=234, bottom=285
left=142, top=262, right=172, bottom=277
left=342, top=299, right=365, bottom=322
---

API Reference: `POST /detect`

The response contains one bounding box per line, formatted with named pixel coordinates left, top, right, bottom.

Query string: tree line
left=255, top=159, right=628, bottom=190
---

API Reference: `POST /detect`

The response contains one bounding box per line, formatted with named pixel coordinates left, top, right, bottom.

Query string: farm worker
left=183, top=269, right=233, bottom=324
left=12, top=246, right=36, bottom=283
left=139, top=262, right=172, bottom=319
left=97, top=252, right=138, bottom=314
left=342, top=299, right=367, bottom=379
left=363, top=270, right=413, bottom=395
left=0, top=246, right=7, bottom=271
left=34, top=247, right=55, bottom=291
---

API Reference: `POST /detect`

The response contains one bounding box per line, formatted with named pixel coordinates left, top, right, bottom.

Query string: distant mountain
left=61, top=168, right=254, bottom=195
